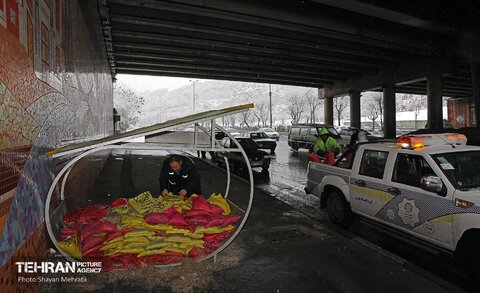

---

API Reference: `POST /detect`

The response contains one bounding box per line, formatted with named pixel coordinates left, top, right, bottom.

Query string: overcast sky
left=115, top=74, right=210, bottom=91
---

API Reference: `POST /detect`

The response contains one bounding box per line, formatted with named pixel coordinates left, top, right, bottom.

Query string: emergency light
left=397, top=134, right=467, bottom=149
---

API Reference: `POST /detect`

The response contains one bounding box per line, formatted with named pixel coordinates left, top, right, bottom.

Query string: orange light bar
left=397, top=136, right=428, bottom=149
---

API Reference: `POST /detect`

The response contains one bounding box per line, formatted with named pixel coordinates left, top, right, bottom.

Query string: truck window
left=392, top=154, right=435, bottom=187
left=290, top=127, right=300, bottom=135
left=309, top=128, right=318, bottom=136
left=300, top=128, right=309, bottom=136
left=359, top=150, right=389, bottom=179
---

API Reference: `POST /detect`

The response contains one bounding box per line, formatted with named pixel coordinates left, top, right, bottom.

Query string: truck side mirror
left=420, top=176, right=445, bottom=195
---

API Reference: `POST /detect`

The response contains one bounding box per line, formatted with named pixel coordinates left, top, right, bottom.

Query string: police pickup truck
left=306, top=133, right=480, bottom=281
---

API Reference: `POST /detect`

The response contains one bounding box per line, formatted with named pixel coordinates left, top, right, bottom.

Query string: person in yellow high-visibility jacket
left=313, top=127, right=341, bottom=157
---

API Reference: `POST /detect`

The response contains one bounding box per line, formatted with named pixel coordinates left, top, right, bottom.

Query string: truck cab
left=306, top=134, right=480, bottom=282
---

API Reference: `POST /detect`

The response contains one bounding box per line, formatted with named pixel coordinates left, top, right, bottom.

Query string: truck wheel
left=270, top=148, right=275, bottom=154
left=326, top=190, right=353, bottom=228
left=291, top=143, right=298, bottom=151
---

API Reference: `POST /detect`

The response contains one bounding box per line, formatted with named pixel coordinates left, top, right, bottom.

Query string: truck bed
left=307, top=161, right=351, bottom=194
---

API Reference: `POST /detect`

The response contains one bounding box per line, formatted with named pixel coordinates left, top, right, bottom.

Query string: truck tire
left=291, top=142, right=298, bottom=151
left=326, top=190, right=353, bottom=228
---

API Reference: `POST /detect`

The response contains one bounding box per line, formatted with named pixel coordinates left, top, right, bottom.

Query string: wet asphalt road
left=229, top=133, right=474, bottom=292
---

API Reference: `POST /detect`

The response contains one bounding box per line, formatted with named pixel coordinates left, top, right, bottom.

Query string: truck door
left=350, top=149, right=391, bottom=218
left=382, top=153, right=453, bottom=247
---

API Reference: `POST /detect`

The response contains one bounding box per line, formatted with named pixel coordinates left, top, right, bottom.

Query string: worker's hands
left=179, top=189, right=188, bottom=197
left=161, top=189, right=169, bottom=197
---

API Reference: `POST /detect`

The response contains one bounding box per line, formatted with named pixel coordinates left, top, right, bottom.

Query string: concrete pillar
left=324, top=96, right=334, bottom=126
left=427, top=76, right=443, bottom=131
left=349, top=90, right=361, bottom=128
left=383, top=84, right=396, bottom=138
left=472, top=62, right=480, bottom=128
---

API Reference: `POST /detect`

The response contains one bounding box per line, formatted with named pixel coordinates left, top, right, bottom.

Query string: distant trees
left=253, top=102, right=269, bottom=128
left=306, top=90, right=322, bottom=124
left=361, top=92, right=383, bottom=131
left=287, top=94, right=306, bottom=124
left=334, top=96, right=349, bottom=126
left=114, top=83, right=145, bottom=132
left=400, top=94, right=427, bottom=128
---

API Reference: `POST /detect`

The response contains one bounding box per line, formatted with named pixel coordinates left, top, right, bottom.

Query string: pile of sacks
left=57, top=192, right=241, bottom=271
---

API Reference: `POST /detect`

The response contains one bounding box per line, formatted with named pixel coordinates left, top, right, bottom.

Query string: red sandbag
left=105, top=230, right=123, bottom=242
left=59, top=227, right=77, bottom=239
left=144, top=212, right=170, bottom=225
left=204, top=217, right=225, bottom=228
left=167, top=213, right=188, bottom=227
left=112, top=198, right=128, bottom=207
left=186, top=216, right=209, bottom=226
left=188, top=247, right=205, bottom=260
left=220, top=215, right=241, bottom=227
left=191, top=196, right=210, bottom=211
left=64, top=205, right=109, bottom=227
left=82, top=235, right=105, bottom=252
left=203, top=230, right=234, bottom=243
left=82, top=244, right=102, bottom=256
left=185, top=209, right=211, bottom=217
left=80, top=221, right=118, bottom=242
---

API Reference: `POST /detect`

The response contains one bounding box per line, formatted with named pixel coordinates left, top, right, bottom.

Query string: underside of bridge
left=98, top=0, right=480, bottom=137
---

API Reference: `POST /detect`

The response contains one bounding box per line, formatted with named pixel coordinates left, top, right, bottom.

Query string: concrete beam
left=383, top=85, right=396, bottom=138
left=322, top=57, right=456, bottom=98
left=349, top=91, right=361, bottom=128
left=427, top=76, right=444, bottom=131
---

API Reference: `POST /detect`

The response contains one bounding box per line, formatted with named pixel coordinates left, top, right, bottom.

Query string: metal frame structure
left=45, top=105, right=255, bottom=266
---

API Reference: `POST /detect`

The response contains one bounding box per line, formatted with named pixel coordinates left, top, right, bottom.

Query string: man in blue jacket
left=159, top=155, right=202, bottom=197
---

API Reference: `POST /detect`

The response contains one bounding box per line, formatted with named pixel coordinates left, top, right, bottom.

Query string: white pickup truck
left=306, top=133, right=480, bottom=281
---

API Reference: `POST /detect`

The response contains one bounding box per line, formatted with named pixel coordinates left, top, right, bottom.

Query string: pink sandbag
left=191, top=196, right=223, bottom=215
left=185, top=209, right=211, bottom=217
left=186, top=216, right=209, bottom=226
left=64, top=205, right=109, bottom=227
left=80, top=221, right=118, bottom=242
left=144, top=213, right=170, bottom=224
left=203, top=230, right=234, bottom=244
left=82, top=235, right=105, bottom=251
left=220, top=215, right=241, bottom=227
left=59, top=227, right=77, bottom=239
left=82, top=244, right=103, bottom=256
left=167, top=213, right=188, bottom=227
left=204, top=216, right=225, bottom=228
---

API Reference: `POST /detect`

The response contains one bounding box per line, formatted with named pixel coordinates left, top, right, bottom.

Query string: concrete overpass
left=99, top=0, right=480, bottom=137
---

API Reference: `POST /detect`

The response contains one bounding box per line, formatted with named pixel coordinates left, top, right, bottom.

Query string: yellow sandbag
left=101, top=241, right=123, bottom=251
left=166, top=230, right=203, bottom=239
left=112, top=205, right=131, bottom=214
left=146, top=241, right=171, bottom=250
left=124, top=230, right=155, bottom=238
left=137, top=249, right=167, bottom=257
left=123, top=236, right=150, bottom=243
left=103, top=247, right=123, bottom=256
left=195, top=225, right=235, bottom=234
left=177, top=240, right=204, bottom=249
left=119, top=247, right=145, bottom=254
left=105, top=236, right=124, bottom=244
left=144, top=223, right=176, bottom=231
left=208, top=193, right=231, bottom=215
left=123, top=242, right=149, bottom=249
left=95, top=232, right=108, bottom=237
left=57, top=236, right=82, bottom=259
left=128, top=191, right=157, bottom=214
left=164, top=236, right=196, bottom=243
left=165, top=246, right=192, bottom=255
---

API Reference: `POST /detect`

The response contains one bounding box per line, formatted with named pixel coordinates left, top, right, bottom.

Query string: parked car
left=258, top=127, right=280, bottom=141
left=226, top=128, right=241, bottom=137
left=288, top=123, right=344, bottom=151
left=339, top=127, right=378, bottom=144
left=244, top=131, right=277, bottom=154
left=215, top=137, right=270, bottom=172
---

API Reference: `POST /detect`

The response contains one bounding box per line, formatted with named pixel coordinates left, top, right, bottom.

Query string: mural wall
left=0, top=0, right=113, bottom=291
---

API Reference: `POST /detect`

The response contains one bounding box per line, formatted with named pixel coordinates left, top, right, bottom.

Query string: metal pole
left=190, top=80, right=198, bottom=112
left=269, top=83, right=272, bottom=127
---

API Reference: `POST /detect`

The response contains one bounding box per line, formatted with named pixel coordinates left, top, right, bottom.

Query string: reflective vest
left=313, top=137, right=341, bottom=153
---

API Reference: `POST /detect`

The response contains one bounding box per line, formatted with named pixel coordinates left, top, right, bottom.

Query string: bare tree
left=365, top=99, right=381, bottom=131
left=253, top=102, right=269, bottom=128
left=334, top=96, right=349, bottom=126
left=114, top=83, right=145, bottom=132
left=371, top=92, right=383, bottom=129
left=287, top=95, right=306, bottom=124
left=402, top=94, right=427, bottom=128
left=306, top=91, right=322, bottom=124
